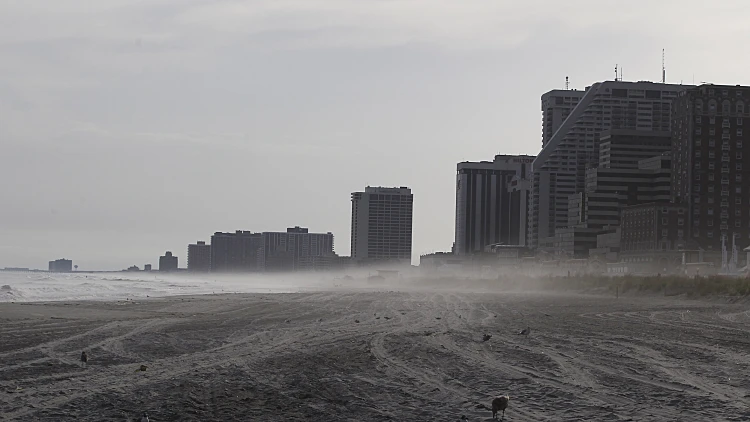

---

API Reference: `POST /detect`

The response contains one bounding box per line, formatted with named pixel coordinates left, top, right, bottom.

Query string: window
left=708, top=230, right=714, bottom=238
left=662, top=218, right=669, bottom=224
left=709, top=162, right=715, bottom=170
left=678, top=229, right=684, bottom=238
left=709, top=139, right=716, bottom=147
left=738, top=163, right=744, bottom=170
left=662, top=229, right=668, bottom=237
left=696, top=151, right=702, bottom=158
left=708, top=220, right=714, bottom=226
left=695, top=127, right=702, bottom=135
left=736, top=187, right=742, bottom=194
left=737, top=174, right=743, bottom=182
left=708, top=208, right=714, bottom=215
left=708, top=185, right=715, bottom=192
left=736, top=220, right=742, bottom=228
left=709, top=99, right=717, bottom=111
left=723, top=90, right=729, bottom=96
left=694, top=219, right=700, bottom=226
left=696, top=139, right=702, bottom=146
left=738, top=117, right=743, bottom=125
left=709, top=197, right=715, bottom=204
left=738, top=101, right=745, bottom=113
left=738, top=129, right=744, bottom=136
left=710, top=128, right=716, bottom=135
left=709, top=151, right=715, bottom=158
left=678, top=218, right=684, bottom=226
left=736, top=209, right=742, bottom=217
left=678, top=208, right=685, bottom=215
left=695, top=173, right=701, bottom=180
left=737, top=152, right=743, bottom=159
left=710, top=116, right=716, bottom=124
left=709, top=173, right=715, bottom=181
left=738, top=141, right=744, bottom=149
left=695, top=116, right=702, bottom=124
left=736, top=197, right=742, bottom=204
left=723, top=100, right=731, bottom=113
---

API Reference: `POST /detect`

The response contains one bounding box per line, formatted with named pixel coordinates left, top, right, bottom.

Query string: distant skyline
left=3, top=1, right=750, bottom=270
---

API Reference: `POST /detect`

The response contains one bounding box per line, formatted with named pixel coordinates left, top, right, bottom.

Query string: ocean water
left=0, top=271, right=317, bottom=303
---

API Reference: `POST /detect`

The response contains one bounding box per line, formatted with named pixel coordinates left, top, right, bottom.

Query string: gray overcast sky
left=2, top=0, right=750, bottom=270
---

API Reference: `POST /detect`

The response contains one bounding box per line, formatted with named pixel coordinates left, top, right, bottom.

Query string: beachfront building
left=210, top=231, right=263, bottom=272
left=159, top=251, right=178, bottom=272
left=529, top=80, right=690, bottom=249
left=454, top=155, right=533, bottom=254
left=671, top=84, right=750, bottom=252
left=259, top=226, right=335, bottom=272
left=187, top=241, right=211, bottom=272
left=48, top=259, right=73, bottom=273
left=351, top=186, right=413, bottom=265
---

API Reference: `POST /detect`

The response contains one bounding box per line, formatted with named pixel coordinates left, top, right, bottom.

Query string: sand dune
left=1, top=291, right=749, bottom=421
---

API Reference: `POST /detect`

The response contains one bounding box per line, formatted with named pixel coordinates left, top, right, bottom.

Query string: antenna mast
left=565, top=76, right=569, bottom=90
left=614, top=64, right=618, bottom=81
left=662, top=49, right=666, bottom=83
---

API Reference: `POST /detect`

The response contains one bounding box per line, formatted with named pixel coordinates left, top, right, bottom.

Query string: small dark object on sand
left=482, top=334, right=492, bottom=342
left=135, top=365, right=148, bottom=372
left=492, top=395, right=510, bottom=420
left=518, top=327, right=530, bottom=336
left=355, top=319, right=360, bottom=323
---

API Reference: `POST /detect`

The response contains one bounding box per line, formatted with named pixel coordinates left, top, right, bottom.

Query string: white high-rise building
left=351, top=186, right=413, bottom=264
left=529, top=80, right=690, bottom=249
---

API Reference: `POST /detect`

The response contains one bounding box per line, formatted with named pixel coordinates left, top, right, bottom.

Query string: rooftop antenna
left=662, top=49, right=666, bottom=83
left=565, top=76, right=569, bottom=90
left=621, top=66, right=623, bottom=82
left=614, top=64, right=618, bottom=81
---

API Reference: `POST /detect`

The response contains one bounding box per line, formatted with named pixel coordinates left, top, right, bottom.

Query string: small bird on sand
left=491, top=395, right=510, bottom=420
left=518, top=327, right=530, bottom=336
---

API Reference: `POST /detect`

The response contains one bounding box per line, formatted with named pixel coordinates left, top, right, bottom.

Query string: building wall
left=671, top=84, right=750, bottom=252
left=210, top=231, right=263, bottom=272
left=48, top=259, right=73, bottom=272
left=159, top=252, right=178, bottom=272
left=351, top=186, right=413, bottom=263
left=455, top=155, right=533, bottom=254
left=259, top=228, right=334, bottom=272
left=530, top=81, right=690, bottom=249
left=187, top=241, right=211, bottom=272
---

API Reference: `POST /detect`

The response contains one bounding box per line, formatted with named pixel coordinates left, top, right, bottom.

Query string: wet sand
left=1, top=291, right=749, bottom=421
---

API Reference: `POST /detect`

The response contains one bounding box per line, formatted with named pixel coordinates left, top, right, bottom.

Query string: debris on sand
left=134, top=365, right=148, bottom=373
left=355, top=319, right=360, bottom=323
left=482, top=334, right=492, bottom=342
left=435, top=317, right=441, bottom=320
left=284, top=319, right=291, bottom=323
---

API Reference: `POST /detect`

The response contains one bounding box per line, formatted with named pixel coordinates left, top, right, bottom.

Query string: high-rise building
left=671, top=84, right=750, bottom=251
left=159, top=251, right=178, bottom=272
left=187, top=241, right=211, bottom=272
left=598, top=130, right=672, bottom=169
left=210, top=231, right=263, bottom=272
left=351, top=186, right=413, bottom=264
left=259, top=226, right=334, bottom=272
left=541, top=89, right=585, bottom=148
left=454, top=155, right=533, bottom=254
left=48, top=259, right=73, bottom=272
left=530, top=80, right=689, bottom=248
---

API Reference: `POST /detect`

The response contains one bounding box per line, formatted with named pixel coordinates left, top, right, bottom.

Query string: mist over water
left=0, top=271, right=326, bottom=303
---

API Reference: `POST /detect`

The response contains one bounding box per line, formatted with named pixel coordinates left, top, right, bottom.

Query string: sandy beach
left=1, top=290, right=750, bottom=421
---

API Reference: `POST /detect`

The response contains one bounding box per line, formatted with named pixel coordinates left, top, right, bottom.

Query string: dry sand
left=1, top=290, right=750, bottom=421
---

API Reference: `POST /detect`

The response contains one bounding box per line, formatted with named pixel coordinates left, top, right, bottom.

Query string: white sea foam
left=0, top=271, right=311, bottom=302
